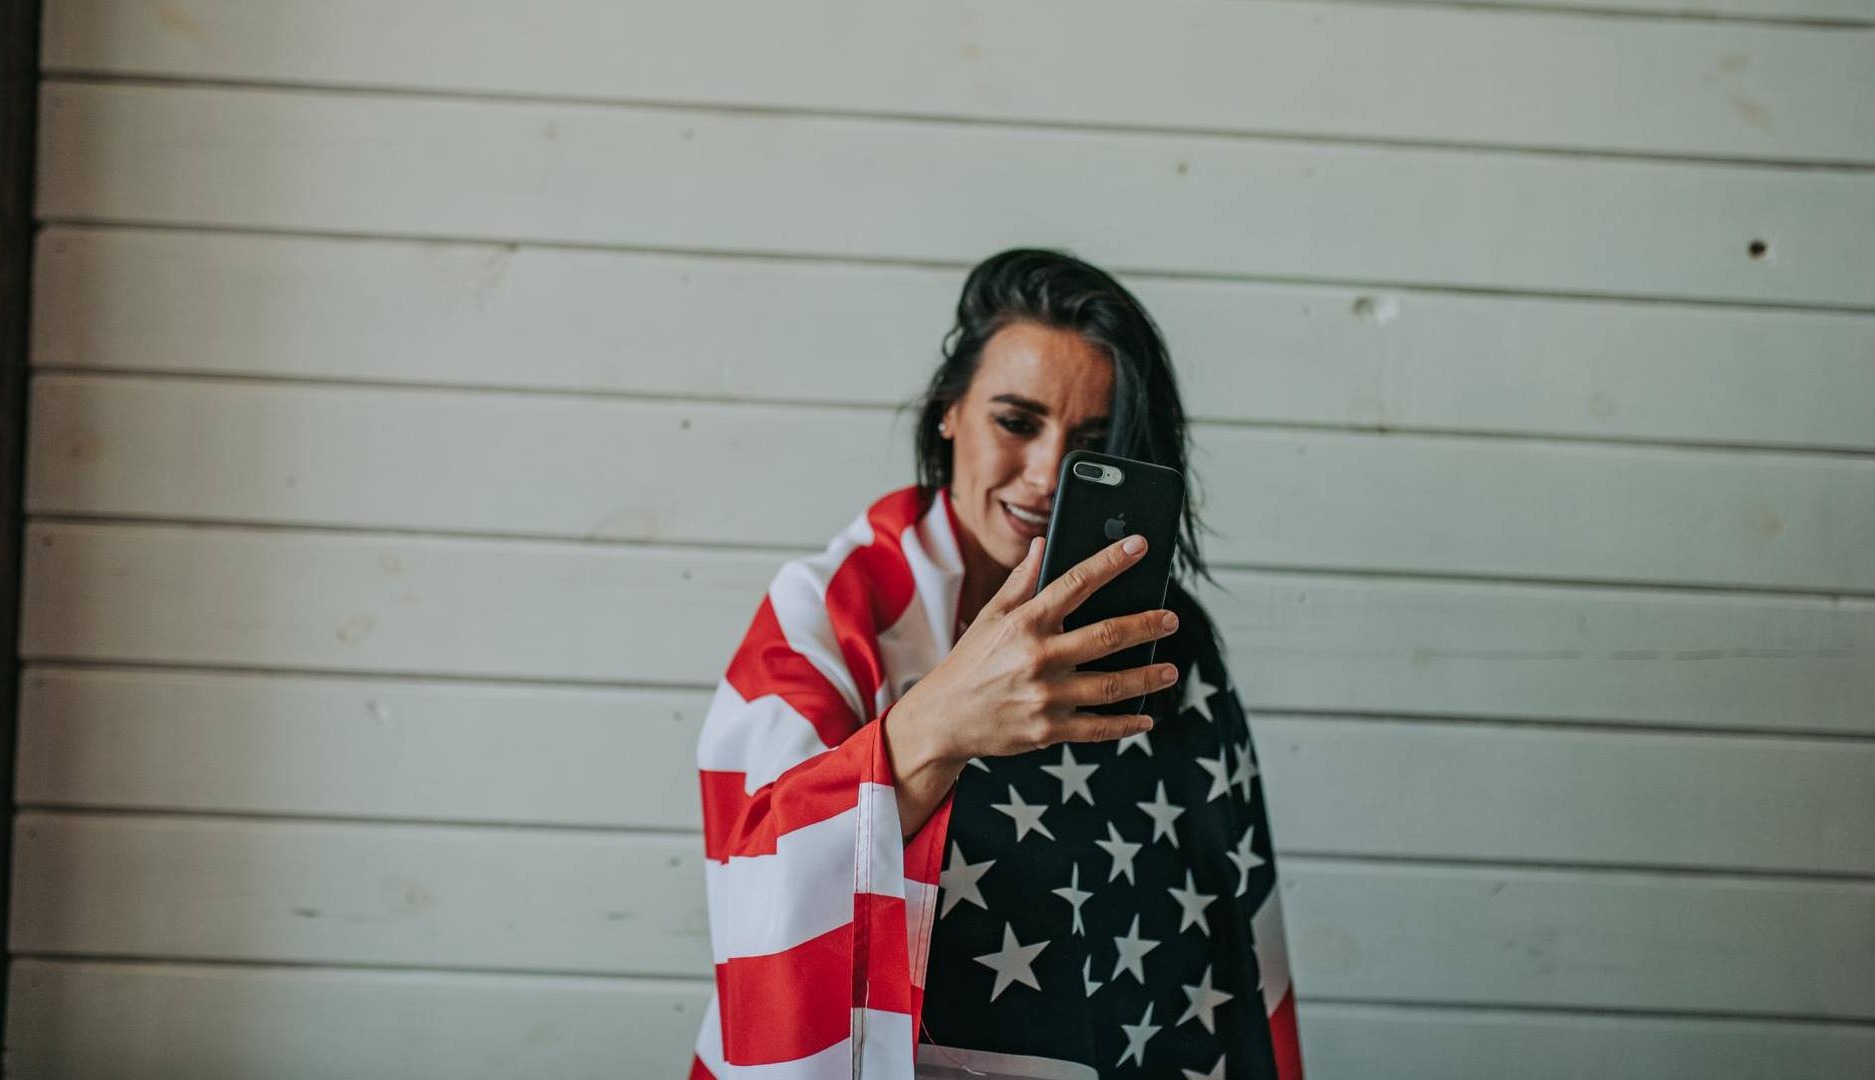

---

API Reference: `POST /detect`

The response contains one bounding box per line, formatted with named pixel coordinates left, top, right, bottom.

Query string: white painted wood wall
left=10, top=0, right=1875, bottom=1076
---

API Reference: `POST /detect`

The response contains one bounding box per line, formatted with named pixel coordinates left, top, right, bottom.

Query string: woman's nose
left=1025, top=454, right=1060, bottom=496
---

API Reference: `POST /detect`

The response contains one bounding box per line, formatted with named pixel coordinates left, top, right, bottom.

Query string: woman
left=692, top=250, right=1300, bottom=1080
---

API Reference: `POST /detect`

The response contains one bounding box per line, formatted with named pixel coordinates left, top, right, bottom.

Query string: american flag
left=692, top=485, right=1300, bottom=1078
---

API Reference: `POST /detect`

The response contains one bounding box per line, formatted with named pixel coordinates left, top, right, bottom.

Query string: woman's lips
left=1001, top=499, right=1048, bottom=539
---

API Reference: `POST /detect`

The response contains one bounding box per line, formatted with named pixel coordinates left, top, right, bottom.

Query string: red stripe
left=687, top=1054, right=715, bottom=1080
left=1269, top=989, right=1304, bottom=1080
left=698, top=724, right=878, bottom=862
left=715, top=894, right=915, bottom=1066
left=725, top=596, right=859, bottom=750
left=717, top=919, right=853, bottom=1065
left=824, top=489, right=926, bottom=716
left=699, top=893, right=925, bottom=1068
left=855, top=891, right=913, bottom=1014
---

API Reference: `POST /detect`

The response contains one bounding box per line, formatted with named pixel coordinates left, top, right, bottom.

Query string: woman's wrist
left=883, top=691, right=962, bottom=779
left=882, top=692, right=968, bottom=833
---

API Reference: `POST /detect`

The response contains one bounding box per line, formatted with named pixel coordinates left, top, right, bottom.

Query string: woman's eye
left=995, top=415, right=1036, bottom=436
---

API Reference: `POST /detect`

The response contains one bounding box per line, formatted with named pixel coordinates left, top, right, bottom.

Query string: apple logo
left=1103, top=513, right=1127, bottom=540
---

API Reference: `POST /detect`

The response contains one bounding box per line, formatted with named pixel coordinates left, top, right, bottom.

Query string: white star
left=1167, top=869, right=1216, bottom=934
left=1179, top=965, right=1235, bottom=1033
left=1227, top=823, right=1266, bottom=897
left=1231, top=739, right=1260, bottom=801
left=1118, top=1001, right=1161, bottom=1067
left=1051, top=863, right=1093, bottom=935
left=1040, top=744, right=1098, bottom=805
left=973, top=923, right=1049, bottom=1002
left=966, top=756, right=990, bottom=772
left=1196, top=745, right=1231, bottom=802
left=990, top=784, right=1055, bottom=842
left=1082, top=955, right=1104, bottom=996
left=1111, top=915, right=1161, bottom=984
left=1180, top=662, right=1218, bottom=721
left=1136, top=780, right=1185, bottom=848
left=1183, top=1054, right=1226, bottom=1080
left=1094, top=822, right=1142, bottom=884
left=939, top=842, right=995, bottom=918
left=1116, top=728, right=1152, bottom=756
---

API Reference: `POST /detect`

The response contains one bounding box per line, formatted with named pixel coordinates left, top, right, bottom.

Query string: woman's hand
left=912, top=532, right=1179, bottom=759
left=882, top=533, right=1181, bottom=835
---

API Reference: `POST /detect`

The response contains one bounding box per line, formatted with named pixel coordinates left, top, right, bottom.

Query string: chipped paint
left=1350, top=296, right=1398, bottom=325
left=336, top=615, right=376, bottom=645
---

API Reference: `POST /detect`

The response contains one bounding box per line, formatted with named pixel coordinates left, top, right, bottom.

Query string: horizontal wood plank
left=1295, top=1000, right=1875, bottom=1080
left=1260, top=717, right=1875, bottom=874
left=36, top=83, right=1875, bottom=308
left=1393, top=0, right=1875, bottom=24
left=28, top=375, right=1875, bottom=591
left=38, top=0, right=1875, bottom=162
left=6, top=960, right=708, bottom=1080
left=11, top=813, right=1873, bottom=1017
left=11, top=959, right=1875, bottom=1080
left=16, top=668, right=708, bottom=832
left=17, top=667, right=1875, bottom=875
left=21, top=521, right=1874, bottom=734
left=8, top=814, right=714, bottom=977
left=33, top=228, right=1875, bottom=452
left=1286, top=859, right=1875, bottom=1017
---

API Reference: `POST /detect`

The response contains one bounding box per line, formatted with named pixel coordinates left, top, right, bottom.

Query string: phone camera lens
left=1073, top=462, right=1102, bottom=481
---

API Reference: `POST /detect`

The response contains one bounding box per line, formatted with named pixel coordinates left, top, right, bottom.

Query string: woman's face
left=942, top=321, right=1114, bottom=572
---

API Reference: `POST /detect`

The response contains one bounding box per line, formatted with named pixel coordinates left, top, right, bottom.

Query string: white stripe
left=707, top=785, right=913, bottom=963
left=875, top=489, right=965, bottom=711
left=855, top=1007, right=915, bottom=1077
left=720, top=1036, right=855, bottom=1080
left=696, top=679, right=829, bottom=791
left=707, top=804, right=860, bottom=963
left=769, top=511, right=875, bottom=725
left=859, top=781, right=908, bottom=901
left=923, top=486, right=966, bottom=580
left=695, top=992, right=881, bottom=1080
left=905, top=877, right=938, bottom=991
left=1252, top=887, right=1294, bottom=1012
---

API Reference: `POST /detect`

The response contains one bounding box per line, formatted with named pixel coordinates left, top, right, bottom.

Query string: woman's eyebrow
left=989, top=393, right=1110, bottom=430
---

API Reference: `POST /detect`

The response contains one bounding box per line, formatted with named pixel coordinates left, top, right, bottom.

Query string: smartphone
left=1032, top=449, right=1186, bottom=716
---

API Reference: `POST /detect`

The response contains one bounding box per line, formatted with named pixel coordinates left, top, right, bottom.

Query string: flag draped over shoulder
left=690, top=485, right=1301, bottom=1079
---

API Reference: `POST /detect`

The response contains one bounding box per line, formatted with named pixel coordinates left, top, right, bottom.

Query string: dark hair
left=907, top=248, right=1226, bottom=615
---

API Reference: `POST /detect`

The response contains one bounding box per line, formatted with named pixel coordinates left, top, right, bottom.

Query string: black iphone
left=1032, top=449, right=1186, bottom=716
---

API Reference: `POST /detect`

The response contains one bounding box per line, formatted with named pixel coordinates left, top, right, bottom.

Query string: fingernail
left=1161, top=612, right=1179, bottom=632
left=1160, top=665, right=1178, bottom=684
left=1123, top=535, right=1145, bottom=555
